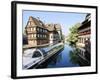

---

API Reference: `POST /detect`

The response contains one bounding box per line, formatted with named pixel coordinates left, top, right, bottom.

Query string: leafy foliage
left=67, top=23, right=81, bottom=46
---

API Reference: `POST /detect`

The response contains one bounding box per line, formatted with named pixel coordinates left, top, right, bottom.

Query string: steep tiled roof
left=26, top=16, right=46, bottom=28
left=45, top=24, right=55, bottom=31
left=26, top=16, right=61, bottom=32
left=46, top=24, right=61, bottom=31
left=78, top=14, right=91, bottom=30
left=54, top=24, right=61, bottom=31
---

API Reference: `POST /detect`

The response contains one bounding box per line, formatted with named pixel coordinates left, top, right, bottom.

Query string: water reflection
left=36, top=48, right=64, bottom=68
left=69, top=48, right=79, bottom=65
left=36, top=44, right=90, bottom=69
left=69, top=48, right=90, bottom=66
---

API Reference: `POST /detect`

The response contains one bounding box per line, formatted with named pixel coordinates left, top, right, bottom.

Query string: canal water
left=47, top=44, right=79, bottom=68
left=36, top=44, right=90, bottom=69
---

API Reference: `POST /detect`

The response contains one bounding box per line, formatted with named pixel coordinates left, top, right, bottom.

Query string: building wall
left=77, top=34, right=90, bottom=47
left=25, top=17, right=62, bottom=47
left=25, top=17, right=50, bottom=47
left=77, top=14, right=91, bottom=48
left=28, top=40, right=37, bottom=46
left=49, top=33, right=54, bottom=44
left=49, top=31, right=60, bottom=45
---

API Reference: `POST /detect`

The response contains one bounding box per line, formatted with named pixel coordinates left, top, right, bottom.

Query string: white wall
left=0, top=0, right=99, bottom=80
left=50, top=33, right=54, bottom=44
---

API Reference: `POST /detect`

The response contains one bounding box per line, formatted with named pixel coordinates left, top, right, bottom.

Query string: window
left=41, top=34, right=42, bottom=38
left=44, top=35, right=46, bottom=38
left=31, top=28, right=33, bottom=31
left=34, top=27, right=36, bottom=31
left=40, top=34, right=42, bottom=38
left=34, top=34, right=36, bottom=38
left=51, top=35, right=53, bottom=38
left=42, top=29, right=43, bottom=32
left=41, top=29, right=43, bottom=32
left=43, top=29, right=45, bottom=33
left=37, top=27, right=39, bottom=31
left=28, top=35, right=31, bottom=39
left=32, top=34, right=33, bottom=38
left=45, top=30, right=47, bottom=33
left=40, top=28, right=42, bottom=32
left=38, top=34, right=40, bottom=38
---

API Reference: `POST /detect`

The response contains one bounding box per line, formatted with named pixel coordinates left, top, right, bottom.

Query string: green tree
left=67, top=23, right=81, bottom=46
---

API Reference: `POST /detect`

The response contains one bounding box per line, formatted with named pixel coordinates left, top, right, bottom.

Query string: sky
left=23, top=10, right=87, bottom=36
